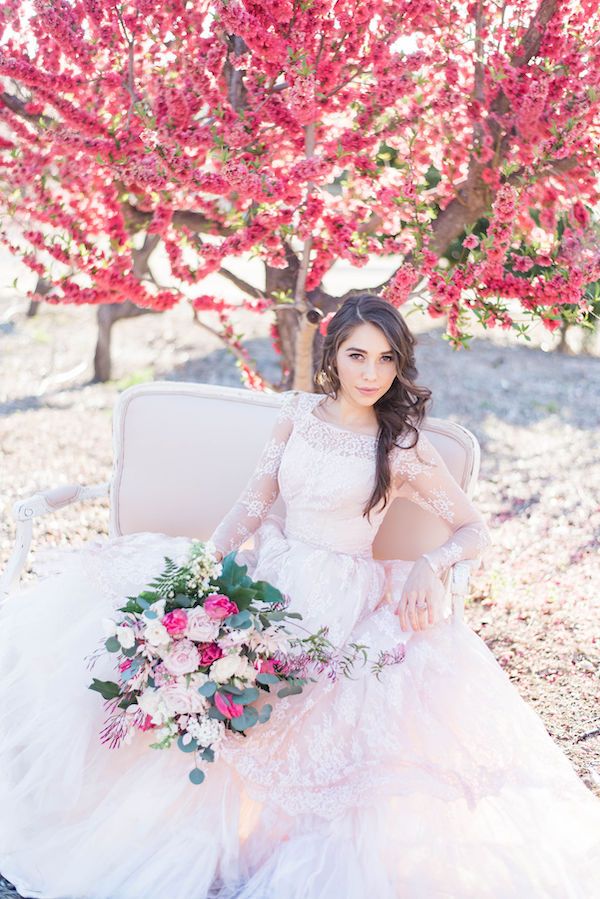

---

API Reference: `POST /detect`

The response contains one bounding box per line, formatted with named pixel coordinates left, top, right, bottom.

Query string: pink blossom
left=256, top=658, right=276, bottom=674
left=204, top=594, right=239, bottom=620
left=463, top=234, right=479, bottom=250
left=214, top=691, right=244, bottom=719
left=162, top=609, right=188, bottom=635
left=138, top=715, right=156, bottom=732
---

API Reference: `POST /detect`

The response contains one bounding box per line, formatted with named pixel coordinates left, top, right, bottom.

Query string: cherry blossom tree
left=0, top=0, right=598, bottom=389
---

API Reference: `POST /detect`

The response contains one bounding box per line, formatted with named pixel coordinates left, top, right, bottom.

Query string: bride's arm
left=392, top=429, right=492, bottom=579
left=208, top=391, right=299, bottom=559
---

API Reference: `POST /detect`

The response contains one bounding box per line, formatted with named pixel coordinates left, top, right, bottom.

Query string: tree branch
left=190, top=305, right=277, bottom=391
left=218, top=266, right=262, bottom=298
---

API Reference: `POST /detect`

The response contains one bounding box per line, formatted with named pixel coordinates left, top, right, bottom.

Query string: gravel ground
left=1, top=294, right=599, bottom=897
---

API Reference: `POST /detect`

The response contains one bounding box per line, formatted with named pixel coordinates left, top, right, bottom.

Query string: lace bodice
left=209, top=391, right=491, bottom=576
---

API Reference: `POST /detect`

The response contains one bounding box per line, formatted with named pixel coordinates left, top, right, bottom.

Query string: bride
left=1, top=294, right=599, bottom=899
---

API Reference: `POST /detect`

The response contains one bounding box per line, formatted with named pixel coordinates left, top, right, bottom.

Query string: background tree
left=0, top=0, right=598, bottom=389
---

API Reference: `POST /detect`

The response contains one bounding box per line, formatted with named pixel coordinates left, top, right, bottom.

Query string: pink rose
left=162, top=639, right=200, bottom=676
left=204, top=594, right=239, bottom=620
left=214, top=691, right=244, bottom=719
left=198, top=642, right=223, bottom=666
left=162, top=609, right=188, bottom=635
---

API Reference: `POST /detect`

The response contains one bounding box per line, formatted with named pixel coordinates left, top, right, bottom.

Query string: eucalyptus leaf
left=255, top=672, right=280, bottom=685
left=258, top=703, right=273, bottom=723
left=230, top=706, right=259, bottom=731
left=189, top=768, right=205, bottom=785
left=277, top=685, right=303, bottom=698
left=105, top=636, right=120, bottom=653
left=177, top=735, right=198, bottom=754
left=201, top=747, right=215, bottom=763
left=208, top=707, right=226, bottom=721
left=198, top=681, right=217, bottom=697
left=233, top=686, right=259, bottom=704
left=253, top=581, right=285, bottom=604
left=221, top=683, right=245, bottom=695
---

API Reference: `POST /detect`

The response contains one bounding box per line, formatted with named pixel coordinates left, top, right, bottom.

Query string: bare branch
left=218, top=267, right=263, bottom=298
left=1, top=91, right=55, bottom=129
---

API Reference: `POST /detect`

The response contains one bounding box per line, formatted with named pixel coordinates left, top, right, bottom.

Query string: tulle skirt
left=1, top=521, right=599, bottom=898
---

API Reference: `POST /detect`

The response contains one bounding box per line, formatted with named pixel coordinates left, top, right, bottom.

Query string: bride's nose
left=364, top=361, right=377, bottom=381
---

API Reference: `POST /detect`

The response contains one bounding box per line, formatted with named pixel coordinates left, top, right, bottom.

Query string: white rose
left=209, top=652, right=244, bottom=683
left=144, top=620, right=171, bottom=647
left=186, top=607, right=220, bottom=642
left=116, top=625, right=135, bottom=649
left=137, top=689, right=170, bottom=724
left=233, top=656, right=258, bottom=683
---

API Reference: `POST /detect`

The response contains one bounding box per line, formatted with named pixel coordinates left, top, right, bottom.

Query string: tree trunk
left=93, top=301, right=154, bottom=382
left=27, top=276, right=53, bottom=317
left=93, top=235, right=161, bottom=382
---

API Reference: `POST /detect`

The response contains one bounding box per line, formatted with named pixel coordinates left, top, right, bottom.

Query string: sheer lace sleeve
left=208, top=391, right=299, bottom=556
left=391, top=429, right=492, bottom=578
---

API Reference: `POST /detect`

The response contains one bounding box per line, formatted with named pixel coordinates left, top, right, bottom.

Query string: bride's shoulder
left=277, top=389, right=320, bottom=419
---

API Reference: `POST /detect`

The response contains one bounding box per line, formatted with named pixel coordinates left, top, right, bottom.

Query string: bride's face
left=335, top=322, right=398, bottom=407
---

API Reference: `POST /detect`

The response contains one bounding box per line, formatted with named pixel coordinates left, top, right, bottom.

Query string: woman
left=1, top=295, right=599, bottom=899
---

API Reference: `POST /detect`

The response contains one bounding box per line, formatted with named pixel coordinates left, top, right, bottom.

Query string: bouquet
left=88, top=540, right=405, bottom=785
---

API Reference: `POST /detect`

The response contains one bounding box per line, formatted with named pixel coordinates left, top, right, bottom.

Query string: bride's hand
left=396, top=558, right=446, bottom=632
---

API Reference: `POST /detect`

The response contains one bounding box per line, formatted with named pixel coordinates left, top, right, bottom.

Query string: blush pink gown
left=0, top=390, right=599, bottom=898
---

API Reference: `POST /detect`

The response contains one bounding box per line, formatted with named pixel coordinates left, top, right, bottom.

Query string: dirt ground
left=1, top=291, right=599, bottom=826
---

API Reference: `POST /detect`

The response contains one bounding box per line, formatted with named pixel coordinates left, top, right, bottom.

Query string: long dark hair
left=314, top=294, right=433, bottom=520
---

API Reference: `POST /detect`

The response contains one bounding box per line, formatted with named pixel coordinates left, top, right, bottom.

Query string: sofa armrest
left=0, top=482, right=109, bottom=602
left=449, top=559, right=480, bottom=621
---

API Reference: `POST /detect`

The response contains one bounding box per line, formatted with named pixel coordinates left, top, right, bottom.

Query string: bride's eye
left=381, top=355, right=394, bottom=362
left=349, top=353, right=363, bottom=360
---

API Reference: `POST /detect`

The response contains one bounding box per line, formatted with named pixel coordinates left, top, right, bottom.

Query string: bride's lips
left=356, top=387, right=379, bottom=395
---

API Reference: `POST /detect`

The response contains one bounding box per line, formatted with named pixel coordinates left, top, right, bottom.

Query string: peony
left=186, top=607, right=220, bottom=642
left=162, top=609, right=188, bottom=635
left=204, top=594, right=239, bottom=620
left=162, top=639, right=200, bottom=676
left=144, top=620, right=171, bottom=647
left=198, top=642, right=223, bottom=666
left=214, top=691, right=244, bottom=719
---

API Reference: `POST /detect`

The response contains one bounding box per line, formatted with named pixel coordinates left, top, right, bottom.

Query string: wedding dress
left=1, top=389, right=599, bottom=899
